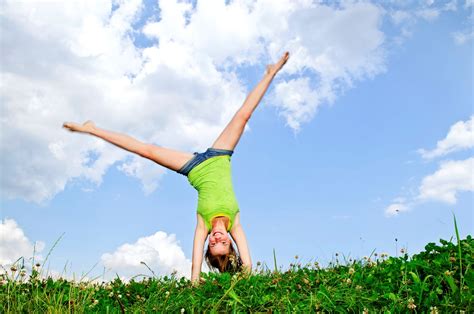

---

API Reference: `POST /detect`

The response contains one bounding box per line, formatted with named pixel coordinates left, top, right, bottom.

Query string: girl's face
left=208, top=230, right=230, bottom=256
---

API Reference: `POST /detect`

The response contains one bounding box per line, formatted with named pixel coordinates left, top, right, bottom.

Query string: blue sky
left=1, top=0, right=472, bottom=280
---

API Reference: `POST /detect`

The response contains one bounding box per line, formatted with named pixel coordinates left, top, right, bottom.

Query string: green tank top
left=187, top=155, right=239, bottom=232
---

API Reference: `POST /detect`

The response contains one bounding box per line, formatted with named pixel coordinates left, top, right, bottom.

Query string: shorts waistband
left=177, top=148, right=234, bottom=176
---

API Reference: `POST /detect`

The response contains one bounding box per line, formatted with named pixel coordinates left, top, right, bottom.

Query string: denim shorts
left=177, top=147, right=234, bottom=176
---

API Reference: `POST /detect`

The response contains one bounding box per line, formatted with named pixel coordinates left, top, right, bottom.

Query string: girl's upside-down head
left=205, top=235, right=242, bottom=273
left=205, top=216, right=242, bottom=273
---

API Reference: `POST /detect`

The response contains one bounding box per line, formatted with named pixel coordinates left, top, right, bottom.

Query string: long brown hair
left=204, top=241, right=243, bottom=273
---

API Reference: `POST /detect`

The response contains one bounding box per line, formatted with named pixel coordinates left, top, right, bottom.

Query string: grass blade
left=39, top=233, right=65, bottom=279
left=140, top=261, right=157, bottom=278
left=452, top=212, right=463, bottom=299
left=80, top=261, right=99, bottom=282
left=273, top=248, right=278, bottom=273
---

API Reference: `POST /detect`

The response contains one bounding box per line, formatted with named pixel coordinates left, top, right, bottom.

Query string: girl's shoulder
left=196, top=213, right=208, bottom=232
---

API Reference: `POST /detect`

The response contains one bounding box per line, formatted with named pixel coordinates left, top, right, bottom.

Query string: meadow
left=1, top=219, right=472, bottom=313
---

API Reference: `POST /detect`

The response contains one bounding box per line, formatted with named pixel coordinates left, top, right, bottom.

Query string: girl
left=63, top=51, right=290, bottom=283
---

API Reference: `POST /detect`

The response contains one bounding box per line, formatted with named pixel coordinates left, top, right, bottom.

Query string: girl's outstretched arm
left=230, top=213, right=252, bottom=271
left=191, top=214, right=208, bottom=284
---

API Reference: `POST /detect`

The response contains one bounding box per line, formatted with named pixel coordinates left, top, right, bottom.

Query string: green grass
left=1, top=222, right=473, bottom=312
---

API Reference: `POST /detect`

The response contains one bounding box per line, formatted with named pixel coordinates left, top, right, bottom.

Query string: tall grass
left=1, top=221, right=472, bottom=312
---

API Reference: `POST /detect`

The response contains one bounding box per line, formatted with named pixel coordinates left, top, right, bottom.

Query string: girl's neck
left=211, top=216, right=229, bottom=230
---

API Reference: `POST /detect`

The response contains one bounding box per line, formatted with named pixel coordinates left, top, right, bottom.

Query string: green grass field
left=2, top=222, right=472, bottom=312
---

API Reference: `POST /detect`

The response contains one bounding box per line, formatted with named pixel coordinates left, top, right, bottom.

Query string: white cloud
left=386, top=157, right=473, bottom=216
left=265, top=1, right=386, bottom=132
left=2, top=0, right=468, bottom=203
left=449, top=0, right=473, bottom=44
left=0, top=218, right=191, bottom=281
left=386, top=115, right=474, bottom=217
left=144, top=0, right=265, bottom=66
left=444, top=0, right=458, bottom=11
left=417, top=157, right=474, bottom=204
left=0, top=0, right=389, bottom=202
left=453, top=30, right=474, bottom=45
left=101, top=231, right=191, bottom=280
left=0, top=218, right=44, bottom=265
left=385, top=202, right=411, bottom=217
left=416, top=8, right=440, bottom=21
left=144, top=0, right=387, bottom=133
left=271, top=77, right=320, bottom=131
left=387, top=0, right=464, bottom=46
left=390, top=10, right=413, bottom=25
left=117, top=156, right=166, bottom=194
left=418, top=116, right=474, bottom=159
left=0, top=0, right=246, bottom=203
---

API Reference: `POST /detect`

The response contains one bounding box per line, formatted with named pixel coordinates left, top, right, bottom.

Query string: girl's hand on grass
left=63, top=120, right=96, bottom=134
left=191, top=277, right=206, bottom=287
left=239, top=266, right=252, bottom=279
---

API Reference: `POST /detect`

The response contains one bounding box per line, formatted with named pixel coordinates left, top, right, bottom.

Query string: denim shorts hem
left=177, top=148, right=234, bottom=176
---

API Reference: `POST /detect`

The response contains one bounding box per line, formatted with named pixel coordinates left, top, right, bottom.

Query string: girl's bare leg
left=63, top=121, right=194, bottom=172
left=212, top=52, right=289, bottom=151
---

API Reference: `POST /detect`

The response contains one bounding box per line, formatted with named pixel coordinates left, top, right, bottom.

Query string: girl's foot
left=266, top=51, right=290, bottom=77
left=63, top=120, right=96, bottom=133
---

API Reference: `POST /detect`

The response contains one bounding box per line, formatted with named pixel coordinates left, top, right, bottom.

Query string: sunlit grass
left=1, top=218, right=472, bottom=312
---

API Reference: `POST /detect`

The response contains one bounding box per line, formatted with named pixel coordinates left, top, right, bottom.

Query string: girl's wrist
left=264, top=71, right=276, bottom=80
left=87, top=125, right=97, bottom=135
